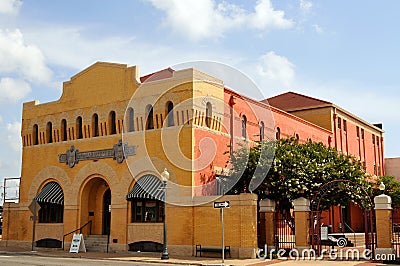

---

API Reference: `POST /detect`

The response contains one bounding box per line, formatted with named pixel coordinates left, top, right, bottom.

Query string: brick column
left=374, top=194, right=395, bottom=257
left=259, top=199, right=275, bottom=252
left=293, top=197, right=310, bottom=252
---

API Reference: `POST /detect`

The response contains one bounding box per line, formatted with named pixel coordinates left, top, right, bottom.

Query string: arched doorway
left=80, top=177, right=111, bottom=235
left=310, top=179, right=375, bottom=255
left=103, top=189, right=111, bottom=235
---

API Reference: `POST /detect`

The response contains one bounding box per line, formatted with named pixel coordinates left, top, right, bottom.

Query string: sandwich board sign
left=69, top=233, right=86, bottom=253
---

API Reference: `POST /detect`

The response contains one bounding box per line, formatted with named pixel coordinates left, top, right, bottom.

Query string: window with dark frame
left=241, top=115, right=247, bottom=139
left=338, top=117, right=341, bottom=129
left=76, top=116, right=83, bottom=139
left=130, top=199, right=164, bottom=223
left=343, top=120, right=347, bottom=132
left=205, top=102, right=212, bottom=128
left=259, top=121, right=264, bottom=141
left=128, top=108, right=135, bottom=132
left=46, top=122, right=53, bottom=143
left=166, top=101, right=174, bottom=127
left=146, top=105, right=154, bottom=130
left=109, top=111, right=117, bottom=134
left=61, top=119, right=67, bottom=141
left=33, top=124, right=39, bottom=145
left=276, top=127, right=281, bottom=140
left=38, top=202, right=64, bottom=223
left=92, top=113, right=99, bottom=137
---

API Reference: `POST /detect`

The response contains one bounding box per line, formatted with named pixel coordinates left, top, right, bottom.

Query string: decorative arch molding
left=72, top=161, right=119, bottom=205
left=126, top=156, right=176, bottom=185
left=88, top=105, right=106, bottom=121
left=72, top=109, right=86, bottom=123
left=42, top=114, right=56, bottom=125
left=28, top=166, right=71, bottom=204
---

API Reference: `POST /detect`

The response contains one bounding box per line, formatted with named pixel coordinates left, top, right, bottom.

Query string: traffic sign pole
left=221, top=207, right=224, bottom=264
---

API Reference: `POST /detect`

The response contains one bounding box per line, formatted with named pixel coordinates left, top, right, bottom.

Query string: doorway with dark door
left=103, top=189, right=111, bottom=235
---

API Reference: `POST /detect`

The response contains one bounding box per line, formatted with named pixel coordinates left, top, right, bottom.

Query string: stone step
left=84, top=234, right=109, bottom=252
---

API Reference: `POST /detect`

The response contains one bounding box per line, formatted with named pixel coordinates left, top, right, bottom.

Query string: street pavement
left=0, top=246, right=388, bottom=266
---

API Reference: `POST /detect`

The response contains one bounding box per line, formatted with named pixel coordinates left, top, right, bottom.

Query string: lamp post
left=161, top=168, right=169, bottom=260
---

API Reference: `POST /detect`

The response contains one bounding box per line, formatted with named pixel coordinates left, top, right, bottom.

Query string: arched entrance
left=310, top=179, right=376, bottom=255
left=80, top=177, right=111, bottom=235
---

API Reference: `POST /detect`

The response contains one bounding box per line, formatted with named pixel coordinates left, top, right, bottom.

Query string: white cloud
left=257, top=51, right=295, bottom=88
left=6, top=121, right=21, bottom=152
left=300, top=0, right=313, bottom=14
left=0, top=0, right=22, bottom=16
left=312, top=24, right=324, bottom=34
left=0, top=29, right=52, bottom=83
left=148, top=0, right=293, bottom=40
left=0, top=77, right=31, bottom=103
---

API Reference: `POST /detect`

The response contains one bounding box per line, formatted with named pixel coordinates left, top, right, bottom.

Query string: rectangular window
left=356, top=126, right=360, bottom=137
left=337, top=117, right=341, bottom=129
left=377, top=136, right=379, bottom=146
left=361, top=129, right=364, bottom=139
left=131, top=199, right=164, bottom=223
left=38, top=203, right=63, bottom=223
left=343, top=120, right=347, bottom=132
left=372, top=134, right=375, bottom=144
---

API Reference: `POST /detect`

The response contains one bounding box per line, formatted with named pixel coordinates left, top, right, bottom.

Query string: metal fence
left=392, top=209, right=400, bottom=258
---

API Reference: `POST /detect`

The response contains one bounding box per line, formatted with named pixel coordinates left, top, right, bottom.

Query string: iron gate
left=274, top=209, right=295, bottom=252
left=310, top=180, right=375, bottom=256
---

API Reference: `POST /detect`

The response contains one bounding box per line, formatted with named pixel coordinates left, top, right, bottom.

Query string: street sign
left=28, top=200, right=41, bottom=214
left=213, top=201, right=230, bottom=209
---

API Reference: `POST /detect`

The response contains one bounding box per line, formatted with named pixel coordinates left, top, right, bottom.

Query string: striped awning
left=33, top=182, right=64, bottom=205
left=126, top=174, right=164, bottom=201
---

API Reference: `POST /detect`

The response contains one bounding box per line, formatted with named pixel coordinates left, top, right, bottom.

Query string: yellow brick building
left=1, top=62, right=258, bottom=258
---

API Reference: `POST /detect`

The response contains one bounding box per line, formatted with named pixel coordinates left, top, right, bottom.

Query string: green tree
left=227, top=138, right=370, bottom=216
left=370, top=175, right=400, bottom=208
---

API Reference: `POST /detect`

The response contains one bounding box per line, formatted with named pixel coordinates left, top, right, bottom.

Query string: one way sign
left=213, top=201, right=230, bottom=208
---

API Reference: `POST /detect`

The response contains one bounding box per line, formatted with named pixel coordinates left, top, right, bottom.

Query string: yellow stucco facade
left=1, top=62, right=258, bottom=258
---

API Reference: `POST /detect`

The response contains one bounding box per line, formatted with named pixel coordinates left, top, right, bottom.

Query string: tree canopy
left=226, top=138, right=371, bottom=212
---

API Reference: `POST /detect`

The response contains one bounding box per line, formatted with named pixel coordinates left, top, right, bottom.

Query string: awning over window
left=126, top=174, right=164, bottom=201
left=33, top=182, right=64, bottom=205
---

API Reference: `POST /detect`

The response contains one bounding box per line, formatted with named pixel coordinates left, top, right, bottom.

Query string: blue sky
left=0, top=0, right=399, bottom=179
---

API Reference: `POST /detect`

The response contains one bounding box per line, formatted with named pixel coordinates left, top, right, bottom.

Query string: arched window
left=33, top=124, right=39, bottom=145
left=61, top=119, right=67, bottom=141
left=92, top=114, right=99, bottom=137
left=109, top=111, right=117, bottom=135
left=166, top=101, right=174, bottom=127
left=259, top=121, right=265, bottom=141
left=146, top=105, right=154, bottom=130
left=34, top=182, right=64, bottom=223
left=46, top=122, right=53, bottom=143
left=276, top=127, right=281, bottom=140
left=241, top=115, right=247, bottom=139
left=128, top=108, right=135, bottom=132
left=76, top=116, right=83, bottom=139
left=205, top=102, right=212, bottom=128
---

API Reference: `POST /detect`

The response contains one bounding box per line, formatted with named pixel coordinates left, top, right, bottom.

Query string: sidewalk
left=0, top=246, right=384, bottom=266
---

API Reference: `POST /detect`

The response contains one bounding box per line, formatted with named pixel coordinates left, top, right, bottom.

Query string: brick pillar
left=293, top=197, right=310, bottom=252
left=374, top=194, right=395, bottom=257
left=259, top=199, right=275, bottom=252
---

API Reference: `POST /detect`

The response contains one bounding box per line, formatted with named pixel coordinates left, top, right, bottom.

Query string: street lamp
left=161, top=168, right=169, bottom=260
